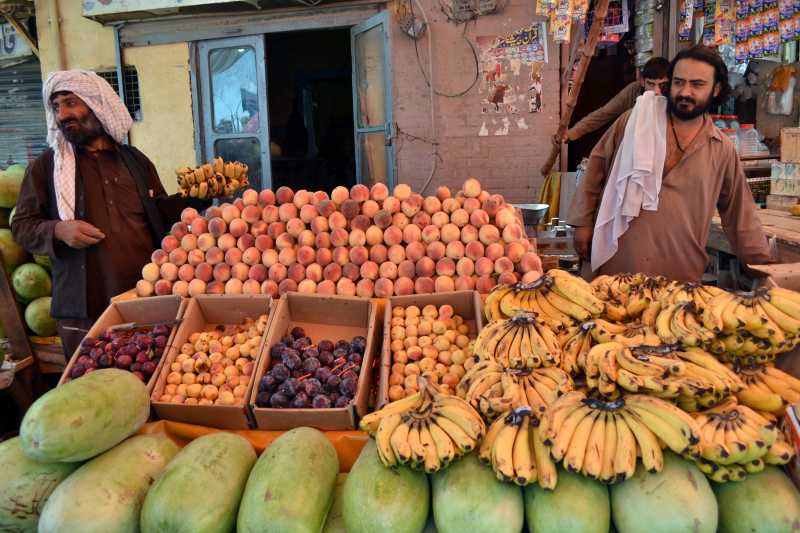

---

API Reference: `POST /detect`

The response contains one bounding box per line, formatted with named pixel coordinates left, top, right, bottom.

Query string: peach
left=370, top=244, right=388, bottom=264
left=276, top=186, right=294, bottom=205
left=213, top=263, right=231, bottom=282
left=519, top=252, right=543, bottom=274
left=478, top=190, right=491, bottom=203
left=422, top=196, right=441, bottom=215
left=333, top=247, right=350, bottom=266
left=222, top=205, right=241, bottom=224
left=262, top=249, right=279, bottom=267
left=286, top=218, right=306, bottom=238
left=521, top=270, right=542, bottom=283
left=208, top=218, right=227, bottom=238
left=404, top=224, right=424, bottom=244
left=317, top=280, right=336, bottom=295
left=259, top=189, right=276, bottom=206
left=494, top=257, right=514, bottom=274
left=206, top=281, right=225, bottom=295
left=261, top=279, right=279, bottom=297
left=311, top=216, right=329, bottom=234
left=401, top=194, right=423, bottom=217
left=323, top=263, right=342, bottom=282
left=171, top=222, right=189, bottom=240
left=267, top=222, right=285, bottom=240
left=159, top=262, right=179, bottom=282
left=195, top=263, right=213, bottom=282
left=436, top=186, right=452, bottom=201
left=315, top=199, right=336, bottom=218
left=190, top=217, right=208, bottom=237
left=498, top=271, right=518, bottom=285
left=293, top=190, right=311, bottom=209
left=331, top=185, right=350, bottom=205
left=463, top=197, right=481, bottom=214
left=297, top=245, right=316, bottom=266
left=502, top=222, right=524, bottom=243
left=316, top=248, right=332, bottom=267
left=398, top=260, right=416, bottom=279
left=520, top=238, right=532, bottom=252
left=343, top=263, right=360, bottom=281
left=451, top=209, right=469, bottom=227
left=262, top=206, right=279, bottom=224
left=442, top=198, right=460, bottom=214
left=476, top=275, right=496, bottom=294
left=279, top=204, right=298, bottom=223
left=237, top=233, right=256, bottom=251
left=455, top=275, right=475, bottom=291
left=392, top=213, right=409, bottom=230
left=360, top=199, right=379, bottom=218
left=412, top=211, right=431, bottom=228
left=226, top=277, right=245, bottom=294
left=223, top=247, right=242, bottom=267
left=232, top=262, right=249, bottom=281
left=188, top=278, right=207, bottom=296
left=269, top=263, right=287, bottom=282
left=351, top=214, right=371, bottom=232
left=387, top=244, right=406, bottom=264
left=475, top=257, right=495, bottom=276
left=330, top=228, right=349, bottom=247
left=154, top=279, right=173, bottom=296
left=205, top=247, right=224, bottom=266
left=435, top=276, right=455, bottom=293
left=431, top=211, right=449, bottom=228
left=161, top=235, right=179, bottom=253
left=349, top=246, right=369, bottom=266
left=251, top=220, right=269, bottom=237
left=351, top=184, right=370, bottom=202
left=243, top=279, right=262, bottom=295
left=405, top=241, right=426, bottom=262
left=299, top=204, right=318, bottom=224
left=441, top=224, right=461, bottom=243
left=465, top=241, right=485, bottom=261
left=242, top=205, right=261, bottom=225
left=254, top=234, right=273, bottom=252
left=141, top=262, right=160, bottom=283
left=371, top=183, right=389, bottom=201
left=505, top=242, right=526, bottom=263
left=479, top=225, right=501, bottom=245
left=495, top=207, right=518, bottom=229
left=278, top=279, right=298, bottom=295
left=393, top=183, right=411, bottom=201
left=349, top=229, right=367, bottom=247
left=383, top=196, right=401, bottom=214
left=206, top=206, right=222, bottom=219
left=341, top=200, right=360, bottom=220
left=415, top=277, right=435, bottom=294
left=360, top=261, right=379, bottom=281
left=315, top=232, right=332, bottom=250
left=288, top=263, right=306, bottom=283
left=227, top=218, right=247, bottom=238
left=470, top=208, right=490, bottom=227
left=188, top=249, right=205, bottom=266
left=379, top=261, right=398, bottom=280
left=481, top=197, right=500, bottom=217
left=356, top=279, right=374, bottom=298
left=178, top=264, right=195, bottom=282
left=416, top=257, right=435, bottom=277
left=275, top=233, right=295, bottom=250
left=169, top=248, right=188, bottom=267
left=436, top=258, right=456, bottom=277
left=279, top=247, right=297, bottom=266
left=374, top=278, right=394, bottom=298
left=217, top=233, right=236, bottom=251
left=329, top=212, right=347, bottom=230
left=421, top=225, right=441, bottom=243
left=249, top=264, right=267, bottom=282
left=298, top=279, right=317, bottom=294
left=459, top=225, right=478, bottom=244
left=336, top=278, right=356, bottom=296
left=426, top=241, right=446, bottom=261
left=485, top=242, right=504, bottom=261
left=374, top=210, right=393, bottom=229
left=395, top=277, right=415, bottom=295
left=456, top=257, right=475, bottom=276
left=446, top=241, right=465, bottom=260
left=365, top=226, right=384, bottom=246
left=384, top=226, right=403, bottom=246
left=312, top=191, right=329, bottom=205
left=306, top=263, right=323, bottom=282
left=181, top=207, right=199, bottom=225
left=242, top=246, right=260, bottom=266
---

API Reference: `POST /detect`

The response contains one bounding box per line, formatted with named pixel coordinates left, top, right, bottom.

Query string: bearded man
left=11, top=70, right=186, bottom=357
left=567, top=46, right=771, bottom=282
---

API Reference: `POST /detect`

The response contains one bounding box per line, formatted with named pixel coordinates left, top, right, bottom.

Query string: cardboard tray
left=58, top=295, right=186, bottom=393
left=249, top=292, right=380, bottom=431
left=377, top=290, right=484, bottom=408
left=151, top=294, right=273, bottom=430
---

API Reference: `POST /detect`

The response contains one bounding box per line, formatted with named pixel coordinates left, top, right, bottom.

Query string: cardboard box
left=781, top=128, right=800, bottom=163
left=767, top=194, right=800, bottom=211
left=58, top=295, right=186, bottom=393
left=151, top=294, right=273, bottom=430
left=377, top=291, right=484, bottom=408
left=249, top=293, right=379, bottom=431
left=770, top=162, right=800, bottom=196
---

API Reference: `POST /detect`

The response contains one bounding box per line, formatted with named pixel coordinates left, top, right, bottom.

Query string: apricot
left=351, top=214, right=371, bottom=232
left=398, top=260, right=416, bottom=279
left=279, top=203, right=298, bottom=222
left=315, top=232, right=332, bottom=250
left=451, top=209, right=469, bottom=227
left=382, top=196, right=401, bottom=214
left=188, top=278, right=207, bottom=296
left=475, top=275, right=496, bottom=294
left=168, top=248, right=188, bottom=267
left=248, top=264, right=267, bottom=282
left=446, top=241, right=465, bottom=260
left=421, top=225, right=440, bottom=243
left=259, top=189, right=276, bottom=206
left=331, top=185, right=350, bottom=205
left=441, top=223, right=461, bottom=243
left=288, top=263, right=306, bottom=283
left=262, top=205, right=279, bottom=223
left=431, top=211, right=449, bottom=228
left=225, top=278, right=243, bottom=294
left=329, top=211, right=347, bottom=230
left=269, top=263, right=287, bottom=282
left=243, top=279, right=262, bottom=295
left=299, top=204, right=318, bottom=223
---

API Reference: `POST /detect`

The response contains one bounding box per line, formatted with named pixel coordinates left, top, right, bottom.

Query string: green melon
left=25, top=296, right=56, bottom=336
left=611, top=451, right=717, bottom=533
left=34, top=254, right=51, bottom=271
left=0, top=164, right=26, bottom=208
left=524, top=466, right=610, bottom=533
left=0, top=228, right=30, bottom=273
left=715, top=465, right=800, bottom=532
left=322, top=473, right=349, bottom=533
left=12, top=263, right=52, bottom=301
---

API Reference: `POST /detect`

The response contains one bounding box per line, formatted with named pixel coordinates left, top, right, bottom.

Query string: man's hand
left=54, top=220, right=105, bottom=249
left=574, top=226, right=593, bottom=260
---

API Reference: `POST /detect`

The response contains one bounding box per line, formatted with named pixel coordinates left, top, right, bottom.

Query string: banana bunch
left=479, top=406, right=558, bottom=488
left=764, top=425, right=796, bottom=466
left=539, top=391, right=701, bottom=483
left=456, top=359, right=574, bottom=419
left=484, top=270, right=605, bottom=326
left=733, top=363, right=800, bottom=413
left=660, top=282, right=726, bottom=308
left=176, top=157, right=249, bottom=199
left=559, top=323, right=595, bottom=375
left=473, top=313, right=561, bottom=369
left=655, top=302, right=716, bottom=347
left=360, top=378, right=486, bottom=473
left=590, top=319, right=662, bottom=348
left=592, top=274, right=672, bottom=322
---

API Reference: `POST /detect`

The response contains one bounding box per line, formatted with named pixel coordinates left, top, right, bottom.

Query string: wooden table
left=709, top=208, right=800, bottom=262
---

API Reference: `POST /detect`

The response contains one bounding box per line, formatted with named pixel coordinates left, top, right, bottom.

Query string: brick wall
left=389, top=1, right=561, bottom=203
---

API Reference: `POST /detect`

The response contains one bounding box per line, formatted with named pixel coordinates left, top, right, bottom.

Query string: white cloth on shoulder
left=42, top=69, right=133, bottom=221
left=591, top=91, right=668, bottom=272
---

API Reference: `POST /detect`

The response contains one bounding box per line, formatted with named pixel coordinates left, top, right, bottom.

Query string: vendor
left=567, top=46, right=771, bottom=281
left=562, top=57, right=671, bottom=143
left=11, top=70, right=188, bottom=357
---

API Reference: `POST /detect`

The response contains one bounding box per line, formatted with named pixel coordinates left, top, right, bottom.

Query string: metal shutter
left=0, top=58, right=47, bottom=166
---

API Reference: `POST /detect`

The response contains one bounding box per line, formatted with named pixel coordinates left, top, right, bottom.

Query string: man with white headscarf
left=12, top=70, right=190, bottom=357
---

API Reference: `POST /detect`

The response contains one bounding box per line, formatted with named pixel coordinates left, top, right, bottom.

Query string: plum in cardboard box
left=59, top=295, right=186, bottom=393
left=378, top=291, right=484, bottom=408
left=151, top=294, right=272, bottom=430
left=249, top=292, right=379, bottom=431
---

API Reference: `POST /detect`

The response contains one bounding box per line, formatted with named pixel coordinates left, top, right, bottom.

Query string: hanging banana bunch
left=473, top=313, right=561, bottom=369
left=176, top=156, right=249, bottom=199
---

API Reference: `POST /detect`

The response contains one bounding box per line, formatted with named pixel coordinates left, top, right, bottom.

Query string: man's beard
left=58, top=115, right=105, bottom=146
left=667, top=94, right=714, bottom=121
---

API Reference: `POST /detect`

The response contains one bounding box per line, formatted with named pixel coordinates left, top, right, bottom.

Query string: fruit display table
left=709, top=208, right=800, bottom=263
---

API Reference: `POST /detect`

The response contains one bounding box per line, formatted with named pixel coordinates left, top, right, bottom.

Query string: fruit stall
left=3, top=175, right=800, bottom=532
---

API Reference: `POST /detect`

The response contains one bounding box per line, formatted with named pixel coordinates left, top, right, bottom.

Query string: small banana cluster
left=655, top=302, right=716, bottom=347
left=734, top=364, right=800, bottom=413
left=176, top=157, right=249, bottom=199
left=558, top=322, right=595, bottom=375
left=484, top=269, right=605, bottom=327
left=456, top=359, right=574, bottom=419
left=591, top=273, right=670, bottom=323
left=479, top=406, right=558, bottom=488
left=539, top=391, right=701, bottom=483
left=687, top=398, right=790, bottom=482
left=473, top=313, right=561, bottom=369
left=360, top=378, right=486, bottom=473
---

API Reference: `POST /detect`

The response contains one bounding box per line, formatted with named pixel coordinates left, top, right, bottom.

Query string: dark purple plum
left=335, top=340, right=349, bottom=351
left=318, top=351, right=334, bottom=367
left=154, top=335, right=168, bottom=349
left=291, top=392, right=310, bottom=408
left=270, top=343, right=286, bottom=359
left=256, top=391, right=271, bottom=407
left=303, top=378, right=322, bottom=397
left=302, top=347, right=319, bottom=360
left=98, top=353, right=114, bottom=368
left=70, top=364, right=86, bottom=379
left=141, top=361, right=157, bottom=376
left=325, top=375, right=341, bottom=393
left=132, top=371, right=145, bottom=381
left=282, top=352, right=302, bottom=371
left=303, top=357, right=321, bottom=374
left=351, top=336, right=367, bottom=354
left=339, top=376, right=358, bottom=396
left=279, top=377, right=300, bottom=397
left=259, top=374, right=278, bottom=392
left=115, top=355, right=133, bottom=369
left=290, top=326, right=306, bottom=339
left=348, top=353, right=363, bottom=365
left=131, top=362, right=142, bottom=373
left=318, top=340, right=334, bottom=353
left=335, top=396, right=351, bottom=408
left=271, top=363, right=290, bottom=382
left=341, top=370, right=358, bottom=383
left=269, top=392, right=290, bottom=408
left=312, top=395, right=332, bottom=408
left=292, top=338, right=311, bottom=351
left=314, top=367, right=332, bottom=383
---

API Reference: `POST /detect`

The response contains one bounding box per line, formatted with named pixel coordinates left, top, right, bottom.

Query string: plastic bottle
left=738, top=124, right=762, bottom=155
left=727, top=115, right=741, bottom=130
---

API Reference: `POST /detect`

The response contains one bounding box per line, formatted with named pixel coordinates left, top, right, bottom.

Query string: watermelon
left=432, top=452, right=523, bottom=533
left=0, top=163, right=25, bottom=208
left=12, top=263, right=52, bottom=301
left=715, top=465, right=800, bottom=532
left=38, top=434, right=179, bottom=533
left=237, top=427, right=339, bottom=533
left=0, top=228, right=30, bottom=273
left=20, top=368, right=150, bottom=462
left=24, top=296, right=56, bottom=336
left=140, top=432, right=256, bottom=533
left=343, top=440, right=430, bottom=533
left=0, top=437, right=78, bottom=532
left=524, top=466, right=609, bottom=533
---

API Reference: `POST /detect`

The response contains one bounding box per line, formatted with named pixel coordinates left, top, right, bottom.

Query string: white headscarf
left=43, top=69, right=133, bottom=220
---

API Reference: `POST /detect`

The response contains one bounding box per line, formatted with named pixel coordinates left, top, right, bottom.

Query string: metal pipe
left=113, top=22, right=129, bottom=145
left=47, top=0, right=65, bottom=70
